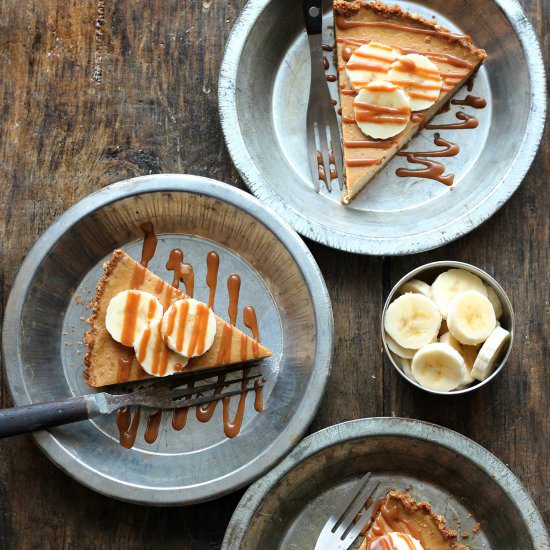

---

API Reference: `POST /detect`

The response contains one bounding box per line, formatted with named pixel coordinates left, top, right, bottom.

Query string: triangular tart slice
left=84, top=250, right=272, bottom=387
left=334, top=0, right=487, bottom=203
left=360, top=490, right=468, bottom=549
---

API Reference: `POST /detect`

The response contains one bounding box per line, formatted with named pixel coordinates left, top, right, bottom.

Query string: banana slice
left=447, top=290, right=496, bottom=345
left=395, top=356, right=415, bottom=382
left=400, top=278, right=432, bottom=298
left=387, top=53, right=442, bottom=111
left=440, top=331, right=477, bottom=386
left=460, top=344, right=479, bottom=385
left=353, top=81, right=411, bottom=139
left=411, top=342, right=467, bottom=391
left=134, top=319, right=188, bottom=377
left=471, top=326, right=510, bottom=381
left=162, top=298, right=216, bottom=358
left=386, top=333, right=416, bottom=359
left=431, top=268, right=487, bottom=318
left=485, top=284, right=503, bottom=320
left=345, top=42, right=400, bottom=90
left=439, top=331, right=462, bottom=354
left=384, top=293, right=441, bottom=350
left=369, top=533, right=423, bottom=550
left=105, top=289, right=163, bottom=347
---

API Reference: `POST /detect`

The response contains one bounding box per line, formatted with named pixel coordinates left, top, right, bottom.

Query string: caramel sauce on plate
left=451, top=94, right=486, bottom=109
left=425, top=111, right=478, bottom=130
left=206, top=251, right=219, bottom=309
left=113, top=225, right=265, bottom=448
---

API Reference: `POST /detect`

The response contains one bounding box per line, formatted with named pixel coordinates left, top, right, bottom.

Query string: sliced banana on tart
left=384, top=268, right=511, bottom=392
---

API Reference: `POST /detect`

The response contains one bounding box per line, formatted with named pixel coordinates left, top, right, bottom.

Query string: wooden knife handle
left=0, top=397, right=91, bottom=438
left=302, top=0, right=323, bottom=35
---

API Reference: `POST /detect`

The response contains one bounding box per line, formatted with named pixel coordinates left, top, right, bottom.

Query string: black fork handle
left=303, top=0, right=323, bottom=35
left=0, top=397, right=91, bottom=438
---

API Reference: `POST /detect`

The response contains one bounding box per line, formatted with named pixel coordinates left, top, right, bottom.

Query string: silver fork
left=0, top=361, right=264, bottom=438
left=302, top=0, right=344, bottom=193
left=314, top=472, right=380, bottom=550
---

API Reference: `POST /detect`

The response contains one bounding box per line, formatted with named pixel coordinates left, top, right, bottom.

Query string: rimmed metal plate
left=223, top=418, right=549, bottom=549
left=219, top=0, right=546, bottom=255
left=1, top=174, right=334, bottom=505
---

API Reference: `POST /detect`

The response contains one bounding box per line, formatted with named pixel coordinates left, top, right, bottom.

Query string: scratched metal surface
left=222, top=418, right=550, bottom=549
left=1, top=174, right=334, bottom=505
left=218, top=0, right=546, bottom=255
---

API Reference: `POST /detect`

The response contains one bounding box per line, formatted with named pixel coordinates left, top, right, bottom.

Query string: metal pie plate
left=2, top=174, right=334, bottom=505
left=222, top=418, right=549, bottom=549
left=219, top=0, right=546, bottom=255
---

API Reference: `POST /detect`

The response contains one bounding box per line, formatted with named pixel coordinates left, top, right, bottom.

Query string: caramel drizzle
left=339, top=86, right=356, bottom=96
left=316, top=150, right=333, bottom=192
left=336, top=38, right=473, bottom=69
left=139, top=222, right=157, bottom=267
left=335, top=16, right=470, bottom=42
left=354, top=100, right=410, bottom=125
left=392, top=57, right=440, bottom=79
left=326, top=74, right=337, bottom=82
left=344, top=139, right=395, bottom=149
left=116, top=406, right=141, bottom=449
left=396, top=154, right=454, bottom=186
left=451, top=94, right=487, bottom=109
left=227, top=274, right=241, bottom=326
left=398, top=133, right=459, bottom=158
left=196, top=374, right=225, bottom=422
left=254, top=378, right=264, bottom=412
left=144, top=410, right=163, bottom=444
left=425, top=111, right=478, bottom=130
left=116, top=349, right=133, bottom=383
left=243, top=306, right=260, bottom=359
left=222, top=368, right=250, bottom=438
left=346, top=158, right=383, bottom=167
left=206, top=251, right=219, bottom=309
left=166, top=248, right=194, bottom=296
left=322, top=43, right=334, bottom=52
left=345, top=60, right=389, bottom=73
left=172, top=381, right=194, bottom=430
left=120, top=290, right=141, bottom=347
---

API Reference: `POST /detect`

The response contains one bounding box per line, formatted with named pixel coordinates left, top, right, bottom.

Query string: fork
left=0, top=361, right=264, bottom=438
left=314, top=472, right=380, bottom=550
left=302, top=0, right=344, bottom=193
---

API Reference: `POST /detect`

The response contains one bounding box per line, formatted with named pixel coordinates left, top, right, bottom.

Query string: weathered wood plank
left=0, top=0, right=547, bottom=547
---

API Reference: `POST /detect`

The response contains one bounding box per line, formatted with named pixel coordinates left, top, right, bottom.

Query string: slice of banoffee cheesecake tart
left=84, top=250, right=272, bottom=387
left=334, top=0, right=486, bottom=203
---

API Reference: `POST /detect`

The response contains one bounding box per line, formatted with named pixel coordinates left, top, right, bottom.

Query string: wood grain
left=0, top=0, right=548, bottom=547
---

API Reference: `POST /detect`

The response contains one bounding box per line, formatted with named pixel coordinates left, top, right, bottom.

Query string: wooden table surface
left=0, top=1, right=548, bottom=547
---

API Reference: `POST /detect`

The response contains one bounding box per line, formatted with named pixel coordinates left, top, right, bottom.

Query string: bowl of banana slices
left=382, top=261, right=514, bottom=394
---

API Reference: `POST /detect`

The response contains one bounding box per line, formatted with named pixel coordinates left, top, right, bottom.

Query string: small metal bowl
left=381, top=261, right=514, bottom=395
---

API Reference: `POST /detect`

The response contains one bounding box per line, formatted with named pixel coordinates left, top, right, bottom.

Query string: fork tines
left=314, top=472, right=380, bottom=550
left=170, top=372, right=264, bottom=401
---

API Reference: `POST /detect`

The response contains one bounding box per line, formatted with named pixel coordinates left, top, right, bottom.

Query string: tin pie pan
left=222, top=418, right=549, bottom=549
left=219, top=0, right=546, bottom=254
left=1, top=174, right=334, bottom=505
